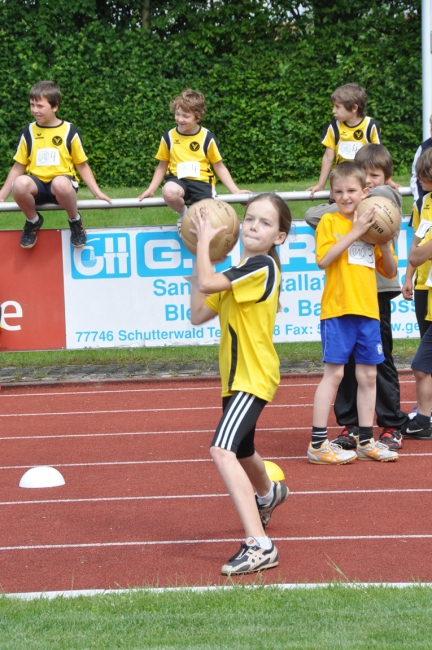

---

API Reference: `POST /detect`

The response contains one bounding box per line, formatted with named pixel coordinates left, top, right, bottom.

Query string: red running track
left=0, top=373, right=430, bottom=593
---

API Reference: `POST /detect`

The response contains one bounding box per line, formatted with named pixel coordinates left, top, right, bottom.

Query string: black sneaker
left=379, top=428, right=403, bottom=450
left=402, top=418, right=432, bottom=440
left=69, top=215, right=86, bottom=248
left=20, top=213, right=44, bottom=249
left=221, top=538, right=278, bottom=575
left=256, top=481, right=289, bottom=528
left=331, top=426, right=359, bottom=450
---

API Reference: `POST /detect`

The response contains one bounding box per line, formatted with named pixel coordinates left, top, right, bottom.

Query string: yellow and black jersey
left=321, top=116, right=381, bottom=165
left=205, top=255, right=280, bottom=402
left=13, top=121, right=87, bottom=183
left=412, top=192, right=432, bottom=290
left=418, top=229, right=432, bottom=321
left=155, top=126, right=222, bottom=185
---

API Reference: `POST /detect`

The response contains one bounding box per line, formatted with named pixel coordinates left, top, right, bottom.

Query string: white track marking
left=1, top=487, right=432, bottom=507
left=0, top=533, right=431, bottom=552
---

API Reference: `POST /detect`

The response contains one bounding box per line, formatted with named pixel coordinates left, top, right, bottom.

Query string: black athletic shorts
left=211, top=392, right=267, bottom=458
left=163, top=176, right=215, bottom=204
left=29, top=175, right=78, bottom=206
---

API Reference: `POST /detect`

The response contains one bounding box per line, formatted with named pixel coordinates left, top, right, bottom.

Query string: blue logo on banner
left=71, top=234, right=131, bottom=279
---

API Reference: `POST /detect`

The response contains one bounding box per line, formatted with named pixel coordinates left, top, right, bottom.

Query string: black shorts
left=29, top=175, right=78, bottom=206
left=412, top=324, right=432, bottom=374
left=211, top=392, right=267, bottom=459
left=163, top=176, right=215, bottom=204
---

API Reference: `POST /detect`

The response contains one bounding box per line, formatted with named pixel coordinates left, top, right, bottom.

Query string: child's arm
left=402, top=261, right=416, bottom=300
left=190, top=282, right=218, bottom=325
left=212, top=161, right=250, bottom=195
left=377, top=241, right=397, bottom=278
left=138, top=161, right=168, bottom=200
left=409, top=236, right=432, bottom=268
left=317, top=207, right=376, bottom=269
left=307, top=147, right=334, bottom=197
left=75, top=162, right=112, bottom=203
left=191, top=204, right=232, bottom=294
left=0, top=162, right=26, bottom=201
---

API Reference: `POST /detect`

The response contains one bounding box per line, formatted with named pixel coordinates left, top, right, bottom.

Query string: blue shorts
left=412, top=324, right=432, bottom=373
left=321, top=315, right=384, bottom=365
left=29, top=175, right=78, bottom=206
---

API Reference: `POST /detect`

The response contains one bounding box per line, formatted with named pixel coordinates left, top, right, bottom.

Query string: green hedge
left=0, top=1, right=422, bottom=187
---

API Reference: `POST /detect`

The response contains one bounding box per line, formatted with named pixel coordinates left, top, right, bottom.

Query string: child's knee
left=12, top=175, right=34, bottom=196
left=162, top=182, right=183, bottom=202
left=51, top=176, right=75, bottom=197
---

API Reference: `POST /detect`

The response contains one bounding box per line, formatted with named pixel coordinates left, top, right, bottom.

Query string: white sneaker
left=307, top=440, right=357, bottom=465
left=356, top=439, right=398, bottom=462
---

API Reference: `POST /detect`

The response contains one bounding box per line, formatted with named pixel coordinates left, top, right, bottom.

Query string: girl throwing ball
left=190, top=193, right=291, bottom=575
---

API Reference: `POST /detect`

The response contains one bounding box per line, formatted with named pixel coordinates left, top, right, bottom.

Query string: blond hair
left=330, top=162, right=367, bottom=189
left=170, top=89, right=206, bottom=121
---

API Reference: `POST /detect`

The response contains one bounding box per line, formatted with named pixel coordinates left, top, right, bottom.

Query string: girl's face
left=241, top=199, right=287, bottom=257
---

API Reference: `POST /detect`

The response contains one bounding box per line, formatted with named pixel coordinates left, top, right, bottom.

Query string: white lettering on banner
left=144, top=239, right=182, bottom=270
left=282, top=233, right=316, bottom=266
left=1, top=301, right=23, bottom=331
left=73, top=237, right=129, bottom=277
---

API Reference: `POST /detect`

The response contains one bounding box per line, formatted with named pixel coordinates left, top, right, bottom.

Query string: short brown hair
left=416, top=148, right=432, bottom=183
left=354, top=144, right=393, bottom=181
left=331, top=83, right=367, bottom=118
left=29, top=80, right=62, bottom=108
left=170, top=89, right=206, bottom=121
left=330, top=162, right=367, bottom=189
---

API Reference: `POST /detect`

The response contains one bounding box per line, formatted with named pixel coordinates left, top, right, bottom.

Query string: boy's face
left=332, top=176, right=369, bottom=218
left=364, top=166, right=387, bottom=188
left=418, top=175, right=432, bottom=193
left=174, top=108, right=200, bottom=134
left=30, top=96, right=59, bottom=126
left=332, top=102, right=360, bottom=124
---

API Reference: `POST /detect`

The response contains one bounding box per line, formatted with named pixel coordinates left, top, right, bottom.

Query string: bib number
left=36, top=148, right=60, bottom=167
left=348, top=240, right=375, bottom=268
left=177, top=161, right=200, bottom=179
left=338, top=141, right=363, bottom=160
left=415, top=218, right=432, bottom=239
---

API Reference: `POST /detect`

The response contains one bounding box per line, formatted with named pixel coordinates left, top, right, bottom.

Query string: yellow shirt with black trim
left=205, top=255, right=280, bottom=402
left=156, top=126, right=222, bottom=185
left=320, top=116, right=381, bottom=165
left=418, top=229, right=432, bottom=320
left=317, top=211, right=397, bottom=321
left=412, top=192, right=432, bottom=290
left=13, top=121, right=88, bottom=183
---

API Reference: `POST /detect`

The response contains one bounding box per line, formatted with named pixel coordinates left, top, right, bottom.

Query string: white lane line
left=0, top=533, right=431, bottom=552
left=1, top=452, right=432, bottom=470
left=1, top=487, right=432, bottom=506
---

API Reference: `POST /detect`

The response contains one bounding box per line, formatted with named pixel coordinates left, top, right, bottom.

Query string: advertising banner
left=61, top=219, right=416, bottom=350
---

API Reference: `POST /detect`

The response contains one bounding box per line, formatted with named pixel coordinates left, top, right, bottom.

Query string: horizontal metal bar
left=0, top=187, right=413, bottom=213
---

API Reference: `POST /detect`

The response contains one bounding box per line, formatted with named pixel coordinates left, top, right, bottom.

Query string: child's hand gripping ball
left=357, top=196, right=401, bottom=245
left=181, top=198, right=240, bottom=261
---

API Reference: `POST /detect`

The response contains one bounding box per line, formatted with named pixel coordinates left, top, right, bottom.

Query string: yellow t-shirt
left=156, top=126, right=222, bottom=185
left=205, top=255, right=280, bottom=402
left=317, top=211, right=397, bottom=321
left=13, top=121, right=88, bottom=183
left=321, top=116, right=381, bottom=165
left=412, top=192, right=432, bottom=290
left=417, top=229, right=432, bottom=320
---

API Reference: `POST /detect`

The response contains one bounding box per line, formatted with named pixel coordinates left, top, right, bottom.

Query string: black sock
left=311, top=426, right=327, bottom=449
left=359, top=426, right=374, bottom=445
left=416, top=413, right=430, bottom=428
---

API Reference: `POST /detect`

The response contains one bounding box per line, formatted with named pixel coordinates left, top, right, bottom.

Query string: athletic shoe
left=256, top=481, right=289, bottom=528
left=379, top=428, right=403, bottom=451
left=20, top=213, right=44, bottom=249
left=69, top=215, right=86, bottom=248
left=331, top=426, right=359, bottom=450
left=221, top=538, right=278, bottom=575
left=401, top=418, right=432, bottom=440
left=307, top=440, right=357, bottom=465
left=356, top=439, right=398, bottom=462
left=408, top=406, right=432, bottom=423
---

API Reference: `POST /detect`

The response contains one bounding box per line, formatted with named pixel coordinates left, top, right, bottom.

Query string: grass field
left=0, top=176, right=417, bottom=369
left=1, top=585, right=432, bottom=649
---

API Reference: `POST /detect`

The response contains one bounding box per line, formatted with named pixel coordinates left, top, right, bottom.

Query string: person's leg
left=12, top=175, right=39, bottom=220
left=334, top=354, right=358, bottom=426
left=51, top=176, right=80, bottom=220
left=414, top=289, right=430, bottom=339
left=162, top=181, right=186, bottom=214
left=403, top=328, right=432, bottom=439
left=355, top=363, right=376, bottom=428
left=313, top=362, right=345, bottom=431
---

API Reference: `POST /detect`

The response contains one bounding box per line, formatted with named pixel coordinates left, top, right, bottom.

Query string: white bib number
left=36, top=148, right=60, bottom=167
left=338, top=141, right=363, bottom=160
left=426, top=266, right=432, bottom=288
left=415, top=218, right=432, bottom=239
left=348, top=240, right=375, bottom=268
left=177, top=161, right=201, bottom=179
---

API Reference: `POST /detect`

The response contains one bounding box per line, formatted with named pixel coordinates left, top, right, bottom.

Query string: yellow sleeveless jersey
left=205, top=255, right=280, bottom=402
left=412, top=192, right=432, bottom=290
left=13, top=121, right=88, bottom=183
left=317, top=211, right=397, bottom=321
left=156, top=126, right=222, bottom=185
left=418, top=229, right=432, bottom=321
left=321, top=116, right=381, bottom=165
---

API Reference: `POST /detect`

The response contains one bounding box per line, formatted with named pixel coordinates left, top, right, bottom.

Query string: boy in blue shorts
left=307, top=162, right=399, bottom=464
left=138, top=89, right=249, bottom=230
left=0, top=80, right=111, bottom=249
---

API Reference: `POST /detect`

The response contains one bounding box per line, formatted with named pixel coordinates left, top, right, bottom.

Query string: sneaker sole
left=357, top=455, right=398, bottom=462
left=71, top=241, right=86, bottom=248
left=20, top=240, right=37, bottom=249
left=403, top=434, right=432, bottom=440
left=308, top=457, right=356, bottom=465
left=221, top=559, right=279, bottom=575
